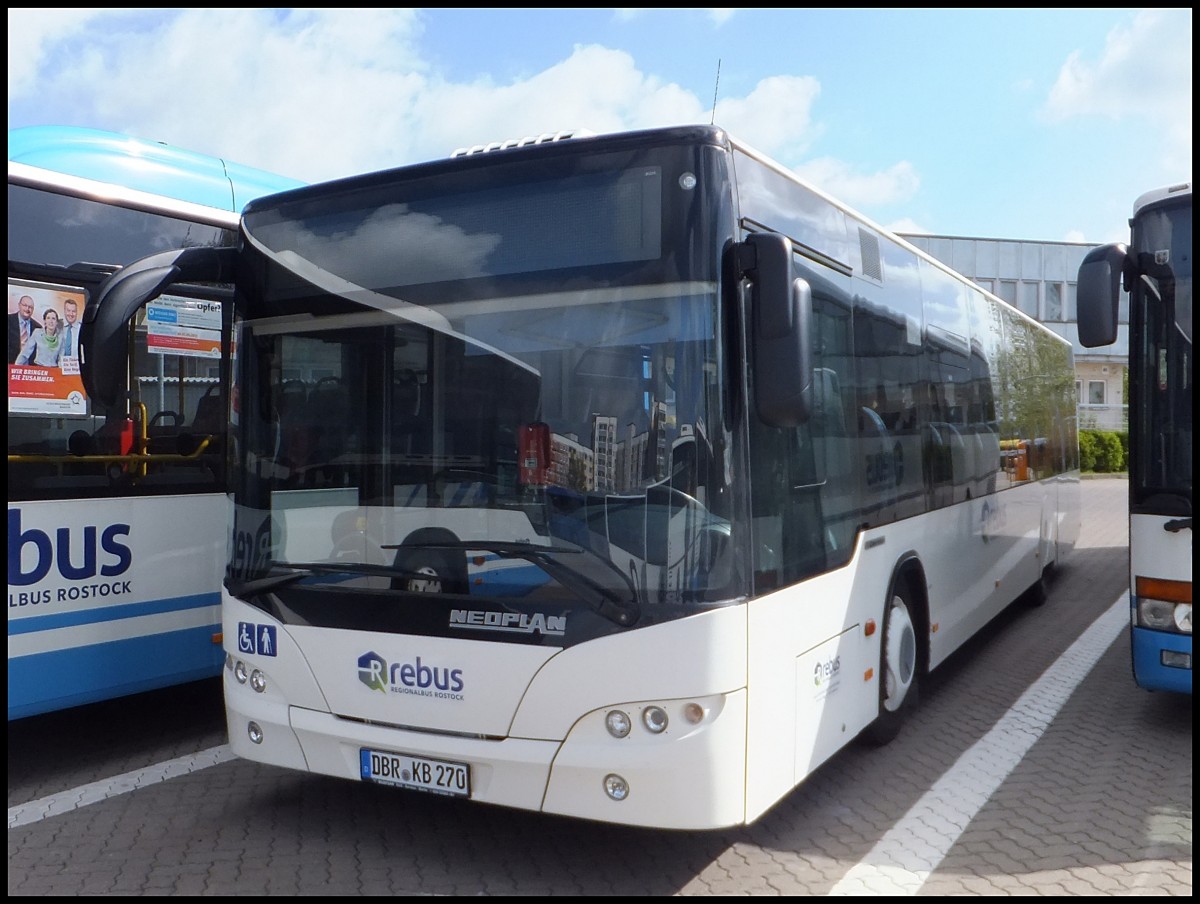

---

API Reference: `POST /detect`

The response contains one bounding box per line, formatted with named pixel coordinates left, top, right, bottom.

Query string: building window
left=1076, top=380, right=1083, bottom=404
left=1020, top=281, right=1039, bottom=318
left=974, top=278, right=994, bottom=294
left=998, top=280, right=1017, bottom=307
left=1066, top=283, right=1077, bottom=321
left=1088, top=380, right=1106, bottom=405
left=1045, top=283, right=1063, bottom=321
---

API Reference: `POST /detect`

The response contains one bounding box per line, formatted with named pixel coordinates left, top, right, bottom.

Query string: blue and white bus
left=7, top=125, right=303, bottom=719
left=1077, top=181, right=1192, bottom=694
left=87, top=125, right=1079, bottom=828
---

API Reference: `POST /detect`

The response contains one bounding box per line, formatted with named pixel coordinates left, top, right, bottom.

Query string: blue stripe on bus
left=7, top=624, right=225, bottom=720
left=7, top=592, right=220, bottom=636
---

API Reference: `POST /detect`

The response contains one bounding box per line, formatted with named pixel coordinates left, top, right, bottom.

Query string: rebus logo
left=358, top=651, right=388, bottom=693
left=8, top=508, right=132, bottom=586
left=813, top=654, right=841, bottom=686
left=357, top=651, right=465, bottom=697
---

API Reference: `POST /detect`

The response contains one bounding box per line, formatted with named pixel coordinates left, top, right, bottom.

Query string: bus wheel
left=864, top=581, right=919, bottom=746
left=1024, top=564, right=1051, bottom=608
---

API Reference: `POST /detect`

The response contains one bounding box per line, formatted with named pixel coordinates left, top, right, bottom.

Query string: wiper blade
left=383, top=539, right=641, bottom=627
left=224, top=568, right=310, bottom=601
left=225, top=560, right=416, bottom=602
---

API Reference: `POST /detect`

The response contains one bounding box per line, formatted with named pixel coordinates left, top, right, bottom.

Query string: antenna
left=710, top=59, right=721, bottom=125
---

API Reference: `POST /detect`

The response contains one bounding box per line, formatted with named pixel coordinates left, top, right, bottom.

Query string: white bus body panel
left=225, top=595, right=755, bottom=828
left=224, top=472, right=1073, bottom=828
left=1130, top=513, right=1191, bottom=583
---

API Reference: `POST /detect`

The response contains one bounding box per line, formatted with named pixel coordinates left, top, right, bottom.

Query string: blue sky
left=7, top=8, right=1192, bottom=245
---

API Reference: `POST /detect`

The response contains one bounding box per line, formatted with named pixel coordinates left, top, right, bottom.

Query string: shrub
left=1079, top=429, right=1127, bottom=473
left=1079, top=430, right=1098, bottom=472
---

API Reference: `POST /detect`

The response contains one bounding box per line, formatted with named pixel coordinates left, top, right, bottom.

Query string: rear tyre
left=863, top=580, right=920, bottom=746
left=1024, top=564, right=1051, bottom=608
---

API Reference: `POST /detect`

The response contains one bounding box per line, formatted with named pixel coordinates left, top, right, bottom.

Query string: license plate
left=360, top=748, right=471, bottom=798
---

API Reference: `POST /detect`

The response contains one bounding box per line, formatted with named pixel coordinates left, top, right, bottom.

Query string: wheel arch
left=888, top=552, right=930, bottom=678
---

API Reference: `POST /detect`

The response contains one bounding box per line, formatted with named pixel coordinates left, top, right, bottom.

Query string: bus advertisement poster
left=146, top=295, right=222, bottom=358
left=8, top=278, right=88, bottom=417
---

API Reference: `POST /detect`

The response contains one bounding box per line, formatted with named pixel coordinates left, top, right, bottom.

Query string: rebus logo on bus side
left=8, top=508, right=132, bottom=585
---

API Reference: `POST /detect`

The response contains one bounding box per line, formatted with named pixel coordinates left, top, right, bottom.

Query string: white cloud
left=888, top=217, right=929, bottom=236
left=6, top=7, right=894, bottom=208
left=1044, top=9, right=1192, bottom=174
left=706, top=9, right=737, bottom=27
left=714, top=75, right=822, bottom=158
left=613, top=9, right=737, bottom=26
left=794, top=157, right=921, bottom=212
left=7, top=8, right=130, bottom=95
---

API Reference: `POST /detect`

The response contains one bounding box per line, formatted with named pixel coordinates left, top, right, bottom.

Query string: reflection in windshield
left=234, top=284, right=735, bottom=614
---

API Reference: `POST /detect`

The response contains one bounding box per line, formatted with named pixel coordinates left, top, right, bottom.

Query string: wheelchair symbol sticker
left=237, top=622, right=278, bottom=657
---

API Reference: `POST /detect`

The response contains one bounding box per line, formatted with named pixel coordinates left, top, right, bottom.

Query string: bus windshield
left=230, top=142, right=738, bottom=625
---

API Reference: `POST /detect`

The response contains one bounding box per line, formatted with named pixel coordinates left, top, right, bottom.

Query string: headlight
left=641, top=705, right=668, bottom=734
left=605, top=710, right=631, bottom=738
left=1138, top=599, right=1192, bottom=634
left=1136, top=577, right=1192, bottom=634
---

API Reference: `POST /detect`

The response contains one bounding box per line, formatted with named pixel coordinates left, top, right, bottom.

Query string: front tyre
left=864, top=581, right=920, bottom=746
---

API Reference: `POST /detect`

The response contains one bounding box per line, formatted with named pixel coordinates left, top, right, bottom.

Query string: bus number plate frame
left=360, top=748, right=471, bottom=798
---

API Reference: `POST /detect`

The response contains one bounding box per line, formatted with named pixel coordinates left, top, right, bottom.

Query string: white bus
left=87, top=125, right=1080, bottom=827
left=7, top=126, right=303, bottom=719
left=1077, top=181, right=1192, bottom=694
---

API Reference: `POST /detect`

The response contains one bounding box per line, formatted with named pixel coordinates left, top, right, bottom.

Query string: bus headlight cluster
left=227, top=656, right=269, bottom=692
left=1135, top=578, right=1192, bottom=634
left=600, top=701, right=712, bottom=802
left=1138, top=599, right=1192, bottom=633
left=604, top=701, right=710, bottom=739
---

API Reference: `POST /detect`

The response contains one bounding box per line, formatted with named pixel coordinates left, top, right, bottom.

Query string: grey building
left=901, top=234, right=1128, bottom=431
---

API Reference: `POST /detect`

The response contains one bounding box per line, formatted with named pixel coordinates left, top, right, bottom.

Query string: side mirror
left=1076, top=243, right=1128, bottom=348
left=745, top=232, right=813, bottom=427
left=80, top=246, right=235, bottom=408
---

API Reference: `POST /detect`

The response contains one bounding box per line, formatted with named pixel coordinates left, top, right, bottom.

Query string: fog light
left=604, top=773, right=629, bottom=801
left=1162, top=650, right=1191, bottom=669
left=605, top=710, right=631, bottom=738
left=247, top=721, right=263, bottom=744
left=234, top=660, right=248, bottom=683
left=683, top=702, right=705, bottom=724
left=250, top=669, right=267, bottom=693
left=642, top=705, right=668, bottom=733
left=225, top=653, right=233, bottom=670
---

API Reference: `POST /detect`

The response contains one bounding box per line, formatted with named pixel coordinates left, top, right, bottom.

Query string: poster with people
left=8, top=278, right=89, bottom=416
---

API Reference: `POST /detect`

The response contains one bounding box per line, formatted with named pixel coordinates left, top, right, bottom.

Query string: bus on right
left=1077, top=181, right=1192, bottom=694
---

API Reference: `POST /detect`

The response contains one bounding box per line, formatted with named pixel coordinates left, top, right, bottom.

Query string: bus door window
left=748, top=275, right=854, bottom=591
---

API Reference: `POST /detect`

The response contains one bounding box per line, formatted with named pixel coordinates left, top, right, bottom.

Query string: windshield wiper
left=225, top=560, right=418, bottom=602
left=383, top=539, right=641, bottom=627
